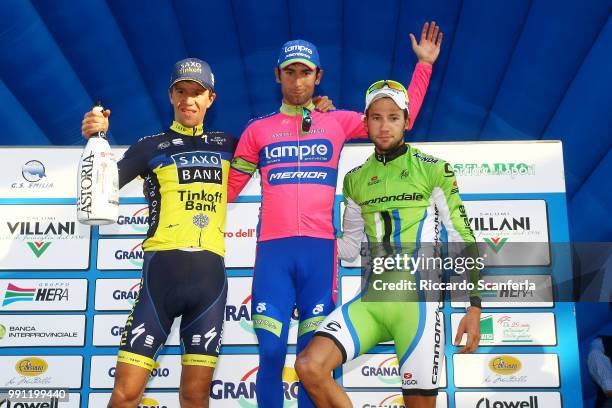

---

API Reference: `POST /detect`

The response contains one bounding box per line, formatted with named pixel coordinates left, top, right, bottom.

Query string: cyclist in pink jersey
left=228, top=22, right=443, bottom=408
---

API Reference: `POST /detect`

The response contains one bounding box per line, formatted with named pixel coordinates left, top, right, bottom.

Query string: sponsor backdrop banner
left=0, top=143, right=580, bottom=407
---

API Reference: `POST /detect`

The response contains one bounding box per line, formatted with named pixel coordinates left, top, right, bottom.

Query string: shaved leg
left=107, top=362, right=150, bottom=408
left=295, top=336, right=351, bottom=408
left=404, top=395, right=437, bottom=408
left=179, top=365, right=215, bottom=408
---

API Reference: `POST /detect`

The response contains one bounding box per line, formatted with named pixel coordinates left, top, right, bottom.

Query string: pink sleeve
left=331, top=110, right=368, bottom=141
left=228, top=125, right=259, bottom=202
left=406, top=62, right=432, bottom=130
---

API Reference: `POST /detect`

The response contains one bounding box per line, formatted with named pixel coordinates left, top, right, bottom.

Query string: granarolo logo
left=117, top=207, right=149, bottom=234
left=377, top=393, right=405, bottom=407
left=113, top=282, right=140, bottom=307
left=361, top=356, right=400, bottom=385
left=210, top=365, right=298, bottom=407
left=115, top=242, right=144, bottom=267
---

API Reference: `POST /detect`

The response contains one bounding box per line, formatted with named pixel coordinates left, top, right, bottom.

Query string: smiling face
left=169, top=80, right=216, bottom=127
left=275, top=63, right=323, bottom=106
left=364, top=97, right=409, bottom=154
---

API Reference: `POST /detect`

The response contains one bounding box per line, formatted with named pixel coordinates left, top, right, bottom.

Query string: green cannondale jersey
left=338, top=143, right=481, bottom=304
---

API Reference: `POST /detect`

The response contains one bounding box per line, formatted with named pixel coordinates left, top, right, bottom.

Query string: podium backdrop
left=0, top=141, right=580, bottom=407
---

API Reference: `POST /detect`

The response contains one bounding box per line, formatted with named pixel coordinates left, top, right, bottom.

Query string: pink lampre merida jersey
left=228, top=63, right=432, bottom=241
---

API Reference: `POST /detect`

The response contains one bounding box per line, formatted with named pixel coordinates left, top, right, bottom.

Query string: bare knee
left=109, top=384, right=143, bottom=408
left=295, top=351, right=328, bottom=383
left=179, top=391, right=209, bottom=408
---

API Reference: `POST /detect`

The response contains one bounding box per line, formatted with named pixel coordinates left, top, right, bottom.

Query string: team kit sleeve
left=431, top=160, right=482, bottom=307
left=228, top=125, right=259, bottom=202
left=117, top=139, right=150, bottom=189
left=337, top=196, right=366, bottom=262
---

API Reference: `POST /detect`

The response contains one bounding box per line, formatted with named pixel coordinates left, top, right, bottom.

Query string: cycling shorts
left=315, top=299, right=444, bottom=396
left=118, top=249, right=227, bottom=370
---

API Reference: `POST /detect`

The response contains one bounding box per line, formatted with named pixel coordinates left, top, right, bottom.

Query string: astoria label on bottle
left=77, top=103, right=119, bottom=225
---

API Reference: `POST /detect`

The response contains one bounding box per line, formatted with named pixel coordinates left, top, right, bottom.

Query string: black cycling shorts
left=118, top=249, right=227, bottom=370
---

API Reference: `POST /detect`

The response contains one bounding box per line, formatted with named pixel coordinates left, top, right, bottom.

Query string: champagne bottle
left=77, top=101, right=119, bottom=225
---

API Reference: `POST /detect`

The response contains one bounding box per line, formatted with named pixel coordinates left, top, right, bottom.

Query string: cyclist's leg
left=178, top=250, right=228, bottom=408
left=252, top=239, right=296, bottom=408
left=109, top=251, right=173, bottom=407
left=297, top=294, right=389, bottom=407
left=389, top=301, right=444, bottom=406
left=294, top=237, right=338, bottom=407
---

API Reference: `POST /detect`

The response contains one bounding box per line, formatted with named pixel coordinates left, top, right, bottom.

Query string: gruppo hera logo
left=361, top=356, right=401, bottom=385
left=15, top=357, right=48, bottom=377
left=117, top=207, right=149, bottom=233
left=21, top=160, right=46, bottom=182
left=210, top=365, right=299, bottom=407
left=2, top=282, right=69, bottom=307
left=115, top=242, right=144, bottom=267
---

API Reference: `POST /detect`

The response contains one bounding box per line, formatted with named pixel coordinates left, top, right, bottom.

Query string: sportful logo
left=260, top=140, right=333, bottom=166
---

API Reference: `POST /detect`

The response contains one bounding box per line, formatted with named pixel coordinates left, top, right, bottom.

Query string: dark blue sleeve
left=117, top=139, right=150, bottom=189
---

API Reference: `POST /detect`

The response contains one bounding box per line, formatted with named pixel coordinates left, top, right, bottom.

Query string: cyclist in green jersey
left=295, top=80, right=482, bottom=408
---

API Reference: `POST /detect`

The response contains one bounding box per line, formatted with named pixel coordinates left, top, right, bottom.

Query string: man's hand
left=410, top=21, right=443, bottom=65
left=313, top=96, right=335, bottom=112
left=81, top=108, right=111, bottom=139
left=454, top=306, right=481, bottom=353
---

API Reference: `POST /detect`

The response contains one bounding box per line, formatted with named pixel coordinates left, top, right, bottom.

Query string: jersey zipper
left=296, top=108, right=302, bottom=236
left=190, top=133, right=203, bottom=248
